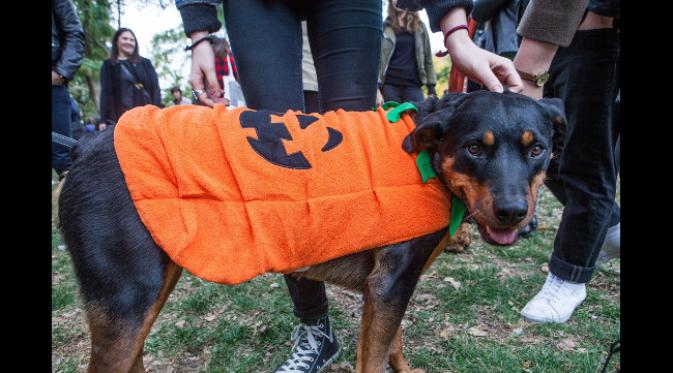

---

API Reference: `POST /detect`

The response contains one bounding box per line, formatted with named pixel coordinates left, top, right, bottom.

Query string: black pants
left=543, top=28, right=620, bottom=283
left=381, top=83, right=424, bottom=103
left=224, top=0, right=382, bottom=323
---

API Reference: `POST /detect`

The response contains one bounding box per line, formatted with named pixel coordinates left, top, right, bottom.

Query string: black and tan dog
left=58, top=91, right=565, bottom=373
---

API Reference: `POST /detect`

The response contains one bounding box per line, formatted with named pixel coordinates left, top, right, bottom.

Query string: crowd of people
left=52, top=0, right=620, bottom=372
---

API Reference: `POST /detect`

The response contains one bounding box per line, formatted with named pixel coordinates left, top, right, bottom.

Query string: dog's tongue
left=486, top=227, right=517, bottom=245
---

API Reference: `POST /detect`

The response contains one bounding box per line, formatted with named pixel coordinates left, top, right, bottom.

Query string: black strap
left=185, top=35, right=214, bottom=51
left=600, top=339, right=620, bottom=373
left=52, top=131, right=78, bottom=148
left=119, top=60, right=146, bottom=91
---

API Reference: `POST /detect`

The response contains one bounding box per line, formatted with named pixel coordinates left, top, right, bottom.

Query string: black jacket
left=99, top=57, right=162, bottom=124
left=52, top=0, right=85, bottom=81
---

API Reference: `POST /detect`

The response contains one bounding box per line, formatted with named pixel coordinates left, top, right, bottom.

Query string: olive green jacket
left=378, top=19, right=437, bottom=91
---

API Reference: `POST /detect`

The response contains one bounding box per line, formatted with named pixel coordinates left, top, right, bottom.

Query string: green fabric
left=416, top=150, right=466, bottom=238
left=415, top=149, right=437, bottom=183
left=449, top=196, right=467, bottom=238
left=386, top=102, right=418, bottom=122
left=381, top=101, right=401, bottom=110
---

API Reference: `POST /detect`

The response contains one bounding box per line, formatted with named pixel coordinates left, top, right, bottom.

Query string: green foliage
left=150, top=27, right=190, bottom=107
left=68, top=0, right=115, bottom=119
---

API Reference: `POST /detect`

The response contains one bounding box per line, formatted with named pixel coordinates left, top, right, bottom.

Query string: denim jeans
left=52, top=85, right=72, bottom=175
left=543, top=28, right=620, bottom=283
left=223, top=0, right=382, bottom=322
left=381, top=83, right=424, bottom=104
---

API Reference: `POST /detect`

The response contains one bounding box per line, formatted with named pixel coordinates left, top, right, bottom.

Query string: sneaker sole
left=520, top=298, right=586, bottom=324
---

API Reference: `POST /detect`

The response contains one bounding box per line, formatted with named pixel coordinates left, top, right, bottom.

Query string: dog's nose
left=494, top=199, right=528, bottom=225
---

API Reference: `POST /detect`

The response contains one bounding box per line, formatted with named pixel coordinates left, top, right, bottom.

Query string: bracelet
left=185, top=35, right=214, bottom=51
left=435, top=24, right=469, bottom=57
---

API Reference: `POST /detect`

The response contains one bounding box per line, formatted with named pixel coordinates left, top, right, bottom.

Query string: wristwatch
left=516, top=69, right=549, bottom=87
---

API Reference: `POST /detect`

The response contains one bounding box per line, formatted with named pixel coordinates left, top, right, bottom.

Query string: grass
left=51, top=174, right=620, bottom=372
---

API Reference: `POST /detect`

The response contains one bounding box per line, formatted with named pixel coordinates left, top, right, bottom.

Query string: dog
left=58, top=90, right=565, bottom=373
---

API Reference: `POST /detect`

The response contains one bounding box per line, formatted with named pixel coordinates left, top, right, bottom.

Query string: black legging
left=223, top=0, right=382, bottom=323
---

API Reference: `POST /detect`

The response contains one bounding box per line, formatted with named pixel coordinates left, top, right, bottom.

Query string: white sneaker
left=596, top=223, right=620, bottom=265
left=520, top=273, right=586, bottom=323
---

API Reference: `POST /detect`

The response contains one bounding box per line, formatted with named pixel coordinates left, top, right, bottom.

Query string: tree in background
left=68, top=0, right=115, bottom=119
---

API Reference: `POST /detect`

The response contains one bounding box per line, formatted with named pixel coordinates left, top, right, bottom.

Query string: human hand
left=189, top=32, right=224, bottom=107
left=446, top=37, right=523, bottom=93
left=438, top=7, right=523, bottom=93
left=376, top=88, right=384, bottom=106
left=52, top=71, right=65, bottom=86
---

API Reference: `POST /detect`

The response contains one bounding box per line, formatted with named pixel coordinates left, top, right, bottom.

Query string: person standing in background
left=378, top=0, right=437, bottom=103
left=52, top=0, right=85, bottom=180
left=99, top=28, right=162, bottom=125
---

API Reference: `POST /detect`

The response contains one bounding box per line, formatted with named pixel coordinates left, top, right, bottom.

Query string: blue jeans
left=52, top=85, right=72, bottom=175
left=223, top=0, right=382, bottom=323
left=544, top=28, right=620, bottom=283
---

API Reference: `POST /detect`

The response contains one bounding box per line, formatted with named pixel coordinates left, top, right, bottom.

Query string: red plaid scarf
left=215, top=53, right=239, bottom=90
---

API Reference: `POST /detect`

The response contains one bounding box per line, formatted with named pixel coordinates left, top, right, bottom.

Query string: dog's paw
left=445, top=222, right=472, bottom=253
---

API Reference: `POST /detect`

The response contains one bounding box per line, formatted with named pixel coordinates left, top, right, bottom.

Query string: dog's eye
left=467, top=143, right=482, bottom=156
left=530, top=145, right=544, bottom=158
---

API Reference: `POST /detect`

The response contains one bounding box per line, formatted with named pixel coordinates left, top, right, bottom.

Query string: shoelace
left=276, top=323, right=333, bottom=373
left=537, top=275, right=565, bottom=303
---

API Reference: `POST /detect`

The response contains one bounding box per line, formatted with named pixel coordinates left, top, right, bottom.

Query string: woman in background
left=99, top=28, right=161, bottom=125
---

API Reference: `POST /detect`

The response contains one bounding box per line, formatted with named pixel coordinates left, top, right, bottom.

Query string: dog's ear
left=403, top=93, right=467, bottom=153
left=537, top=97, right=567, bottom=135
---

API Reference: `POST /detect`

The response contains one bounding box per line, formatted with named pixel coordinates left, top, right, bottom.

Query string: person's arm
left=407, top=0, right=522, bottom=92
left=99, top=61, right=112, bottom=123
left=471, top=0, right=513, bottom=24
left=513, top=0, right=590, bottom=98
left=176, top=1, right=223, bottom=107
left=53, top=0, right=85, bottom=82
left=440, top=7, right=523, bottom=92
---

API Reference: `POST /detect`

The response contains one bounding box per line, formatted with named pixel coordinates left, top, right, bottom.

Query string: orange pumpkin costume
left=113, top=104, right=451, bottom=284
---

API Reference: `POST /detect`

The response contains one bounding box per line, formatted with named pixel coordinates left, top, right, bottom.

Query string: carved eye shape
left=467, top=143, right=482, bottom=156
left=530, top=145, right=544, bottom=158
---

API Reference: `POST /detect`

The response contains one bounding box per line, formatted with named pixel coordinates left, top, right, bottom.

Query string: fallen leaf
left=510, top=328, right=523, bottom=336
left=270, top=283, right=280, bottom=289
left=439, top=328, right=453, bottom=339
left=328, top=361, right=354, bottom=372
left=468, top=325, right=489, bottom=337
left=541, top=264, right=549, bottom=273
left=443, top=276, right=461, bottom=290
left=175, top=320, right=186, bottom=328
left=521, top=336, right=542, bottom=344
left=204, top=314, right=216, bottom=322
left=556, top=338, right=576, bottom=351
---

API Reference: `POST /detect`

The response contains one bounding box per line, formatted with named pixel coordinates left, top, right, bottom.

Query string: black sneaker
left=274, top=315, right=340, bottom=373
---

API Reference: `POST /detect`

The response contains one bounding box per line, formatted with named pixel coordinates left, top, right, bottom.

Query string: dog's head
left=404, top=91, right=565, bottom=246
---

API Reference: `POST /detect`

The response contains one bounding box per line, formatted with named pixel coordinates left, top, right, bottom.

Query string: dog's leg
left=388, top=327, right=425, bottom=373
left=86, top=262, right=182, bottom=373
left=444, top=222, right=472, bottom=253
left=355, top=230, right=447, bottom=373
